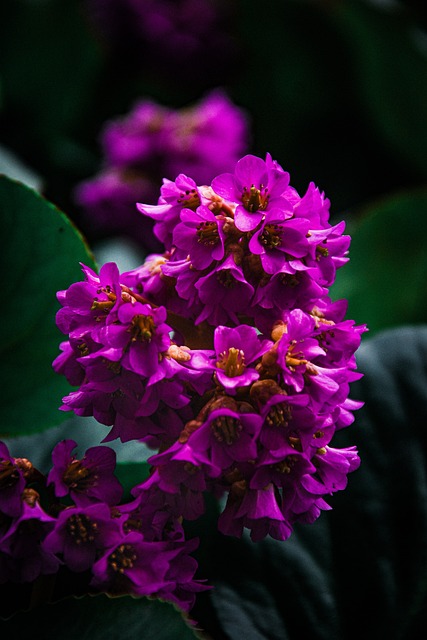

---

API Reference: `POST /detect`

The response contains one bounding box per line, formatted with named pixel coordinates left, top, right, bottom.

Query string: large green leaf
left=0, top=175, right=96, bottom=436
left=0, top=592, right=199, bottom=639
left=330, top=188, right=427, bottom=335
left=192, top=326, right=427, bottom=639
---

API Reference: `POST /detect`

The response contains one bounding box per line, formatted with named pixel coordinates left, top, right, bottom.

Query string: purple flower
left=248, top=208, right=310, bottom=274
left=183, top=407, right=263, bottom=474
left=47, top=440, right=123, bottom=507
left=97, top=301, right=172, bottom=379
left=302, top=445, right=361, bottom=494
left=52, top=339, right=86, bottom=387
left=90, top=530, right=206, bottom=612
left=173, top=204, right=226, bottom=269
left=132, top=469, right=206, bottom=521
left=250, top=447, right=316, bottom=492
left=55, top=262, right=123, bottom=340
left=206, top=325, right=272, bottom=392
left=211, top=154, right=291, bottom=232
left=256, top=391, right=315, bottom=454
left=218, top=481, right=292, bottom=542
left=195, top=254, right=254, bottom=326
left=42, top=503, right=123, bottom=573
left=137, top=174, right=202, bottom=249
left=0, top=493, right=59, bottom=583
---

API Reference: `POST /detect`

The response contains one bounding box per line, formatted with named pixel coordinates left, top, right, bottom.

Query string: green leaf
left=115, top=460, right=151, bottom=501
left=0, top=175, right=96, bottom=436
left=0, top=592, right=200, bottom=639
left=330, top=187, right=427, bottom=335
left=194, top=326, right=427, bottom=639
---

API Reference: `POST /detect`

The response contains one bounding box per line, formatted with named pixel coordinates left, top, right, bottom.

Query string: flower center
left=196, top=221, right=220, bottom=246
left=274, top=455, right=299, bottom=474
left=62, top=460, right=94, bottom=492
left=259, top=223, right=282, bottom=249
left=217, top=347, right=246, bottom=377
left=66, top=513, right=98, bottom=545
left=316, top=244, right=329, bottom=259
left=91, top=286, right=117, bottom=312
left=130, top=314, right=155, bottom=342
left=22, top=488, right=40, bottom=507
left=265, top=402, right=292, bottom=427
left=242, top=184, right=269, bottom=213
left=211, top=415, right=242, bottom=445
left=216, top=270, right=235, bottom=288
left=0, top=460, right=20, bottom=490
left=177, top=188, right=200, bottom=210
left=286, top=340, right=308, bottom=370
left=108, top=544, right=137, bottom=574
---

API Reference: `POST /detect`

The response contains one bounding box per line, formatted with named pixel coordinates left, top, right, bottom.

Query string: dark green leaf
left=0, top=175, right=96, bottom=436
left=115, top=460, right=151, bottom=501
left=0, top=591, right=200, bottom=639
left=330, top=188, right=427, bottom=335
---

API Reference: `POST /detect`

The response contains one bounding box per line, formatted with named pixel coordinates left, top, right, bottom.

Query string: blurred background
left=2, top=0, right=427, bottom=332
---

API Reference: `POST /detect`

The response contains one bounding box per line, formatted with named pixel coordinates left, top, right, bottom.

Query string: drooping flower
left=0, top=491, right=59, bottom=583
left=90, top=530, right=207, bottom=612
left=42, top=502, right=123, bottom=573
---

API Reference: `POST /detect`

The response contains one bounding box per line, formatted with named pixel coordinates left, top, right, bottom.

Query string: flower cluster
left=0, top=440, right=206, bottom=613
left=75, top=90, right=249, bottom=250
left=55, top=153, right=367, bottom=560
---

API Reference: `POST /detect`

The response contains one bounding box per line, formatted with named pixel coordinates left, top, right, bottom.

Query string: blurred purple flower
left=75, top=90, right=250, bottom=249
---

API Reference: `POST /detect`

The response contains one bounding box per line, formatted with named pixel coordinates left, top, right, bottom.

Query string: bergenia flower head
left=53, top=150, right=367, bottom=612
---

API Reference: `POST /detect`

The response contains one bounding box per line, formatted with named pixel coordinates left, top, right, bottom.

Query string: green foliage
left=0, top=591, right=200, bottom=639
left=331, top=187, right=427, bottom=335
left=0, top=175, right=96, bottom=436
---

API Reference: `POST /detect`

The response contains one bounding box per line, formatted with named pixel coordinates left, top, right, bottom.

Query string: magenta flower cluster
left=75, top=89, right=249, bottom=250
left=0, top=440, right=206, bottom=612
left=46, top=152, right=366, bottom=609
